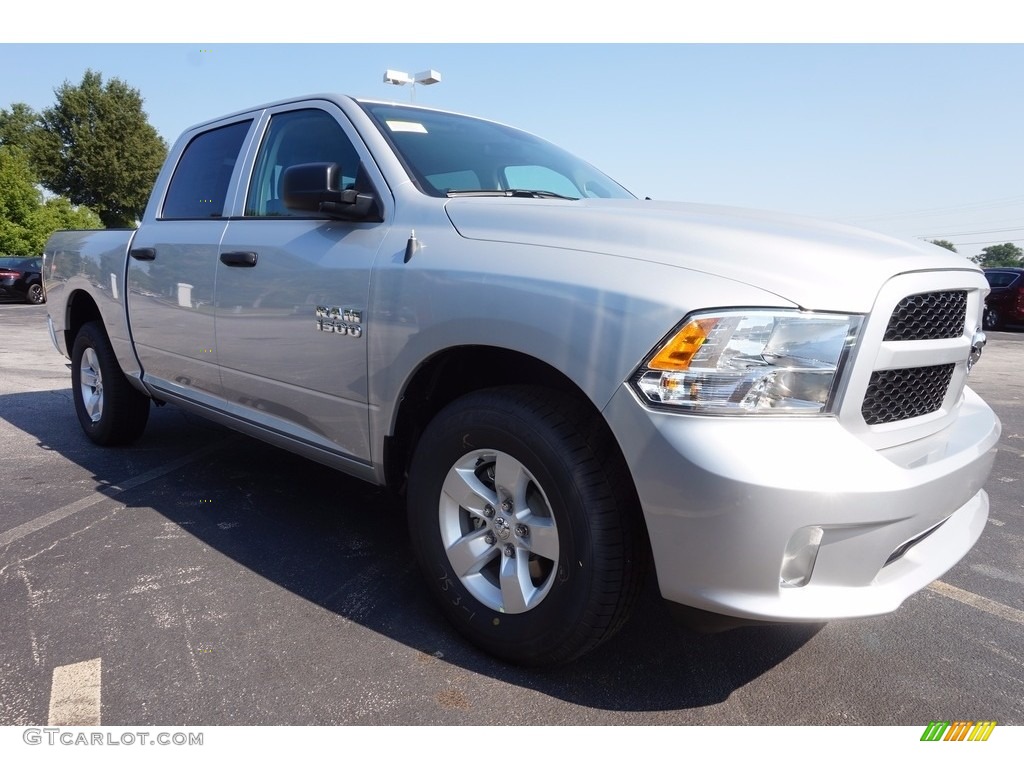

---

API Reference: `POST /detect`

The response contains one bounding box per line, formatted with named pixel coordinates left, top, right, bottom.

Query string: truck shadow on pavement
left=1, top=389, right=822, bottom=716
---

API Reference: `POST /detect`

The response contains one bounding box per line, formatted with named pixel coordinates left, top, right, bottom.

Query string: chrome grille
left=883, top=291, right=966, bottom=341
left=861, top=364, right=955, bottom=425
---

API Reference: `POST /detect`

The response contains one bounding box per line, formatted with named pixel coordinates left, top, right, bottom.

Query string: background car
left=0, top=257, right=45, bottom=304
left=983, top=267, right=1024, bottom=330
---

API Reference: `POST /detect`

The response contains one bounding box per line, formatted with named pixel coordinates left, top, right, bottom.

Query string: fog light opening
left=780, top=526, right=824, bottom=588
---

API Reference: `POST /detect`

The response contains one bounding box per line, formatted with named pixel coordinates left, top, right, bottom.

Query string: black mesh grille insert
left=884, top=291, right=966, bottom=341
left=861, top=364, right=955, bottom=425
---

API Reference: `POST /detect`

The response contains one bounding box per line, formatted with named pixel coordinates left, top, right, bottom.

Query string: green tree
left=0, top=145, right=102, bottom=255
left=0, top=103, right=42, bottom=152
left=33, top=70, right=167, bottom=228
left=0, top=147, right=39, bottom=252
left=928, top=239, right=958, bottom=252
left=971, top=242, right=1023, bottom=267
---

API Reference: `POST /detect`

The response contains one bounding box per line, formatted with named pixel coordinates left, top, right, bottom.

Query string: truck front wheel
left=407, top=386, right=646, bottom=666
left=71, top=321, right=150, bottom=446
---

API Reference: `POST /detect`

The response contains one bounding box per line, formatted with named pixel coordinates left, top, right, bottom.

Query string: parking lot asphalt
left=1, top=300, right=1023, bottom=726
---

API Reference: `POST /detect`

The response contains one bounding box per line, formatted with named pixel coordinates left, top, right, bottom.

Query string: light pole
left=383, top=69, right=441, bottom=102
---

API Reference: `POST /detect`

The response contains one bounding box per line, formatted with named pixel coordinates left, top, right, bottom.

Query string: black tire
left=983, top=306, right=1001, bottom=331
left=26, top=282, right=45, bottom=305
left=407, top=386, right=647, bottom=666
left=71, top=321, right=150, bottom=446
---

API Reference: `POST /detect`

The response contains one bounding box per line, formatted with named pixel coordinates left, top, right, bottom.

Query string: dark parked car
left=0, top=257, right=45, bottom=304
left=983, top=267, right=1024, bottom=330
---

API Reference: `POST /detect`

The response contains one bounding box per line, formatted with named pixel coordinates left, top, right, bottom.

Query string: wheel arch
left=65, top=289, right=104, bottom=354
left=383, top=346, right=636, bottom=501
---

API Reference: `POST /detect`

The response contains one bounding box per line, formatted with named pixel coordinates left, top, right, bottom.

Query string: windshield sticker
left=385, top=120, right=428, bottom=133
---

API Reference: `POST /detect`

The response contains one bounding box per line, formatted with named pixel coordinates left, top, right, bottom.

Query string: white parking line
left=0, top=439, right=233, bottom=550
left=48, top=658, right=102, bottom=726
left=929, top=580, right=1024, bottom=625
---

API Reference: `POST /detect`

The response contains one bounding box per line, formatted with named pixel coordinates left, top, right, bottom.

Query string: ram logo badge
left=315, top=306, right=363, bottom=337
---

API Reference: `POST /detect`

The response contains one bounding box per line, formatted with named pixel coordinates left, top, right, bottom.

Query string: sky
left=3, top=7, right=1024, bottom=264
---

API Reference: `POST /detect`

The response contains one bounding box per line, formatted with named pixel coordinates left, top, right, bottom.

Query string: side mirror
left=280, top=162, right=380, bottom=221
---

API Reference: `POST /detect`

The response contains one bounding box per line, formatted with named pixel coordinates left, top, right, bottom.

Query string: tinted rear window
left=162, top=120, right=252, bottom=219
left=985, top=271, right=1021, bottom=288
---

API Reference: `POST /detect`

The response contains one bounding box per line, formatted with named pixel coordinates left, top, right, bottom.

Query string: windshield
left=360, top=102, right=635, bottom=200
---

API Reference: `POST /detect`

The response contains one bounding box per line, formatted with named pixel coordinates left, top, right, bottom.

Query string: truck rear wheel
left=71, top=321, right=150, bottom=446
left=407, top=386, right=646, bottom=666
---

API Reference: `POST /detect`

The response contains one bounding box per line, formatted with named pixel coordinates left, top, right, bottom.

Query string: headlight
left=631, top=309, right=862, bottom=415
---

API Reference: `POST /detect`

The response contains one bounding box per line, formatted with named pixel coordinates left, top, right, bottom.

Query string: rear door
left=127, top=117, right=256, bottom=405
left=214, top=100, right=391, bottom=465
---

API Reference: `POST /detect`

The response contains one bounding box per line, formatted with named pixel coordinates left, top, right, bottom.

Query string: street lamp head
left=383, top=69, right=413, bottom=85
left=414, top=69, right=441, bottom=85
left=384, top=68, right=441, bottom=102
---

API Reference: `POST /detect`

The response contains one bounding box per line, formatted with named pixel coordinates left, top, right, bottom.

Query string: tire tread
left=409, top=385, right=649, bottom=666
left=71, top=321, right=150, bottom=446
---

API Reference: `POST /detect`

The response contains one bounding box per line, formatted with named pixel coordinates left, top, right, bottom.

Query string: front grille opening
left=861, top=364, right=955, bottom=425
left=884, top=291, right=967, bottom=341
left=884, top=517, right=949, bottom=566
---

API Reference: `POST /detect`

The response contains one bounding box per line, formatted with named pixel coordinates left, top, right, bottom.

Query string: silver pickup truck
left=43, top=94, right=1000, bottom=665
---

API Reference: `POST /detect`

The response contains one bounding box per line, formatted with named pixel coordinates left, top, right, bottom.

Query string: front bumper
left=603, top=383, right=1000, bottom=622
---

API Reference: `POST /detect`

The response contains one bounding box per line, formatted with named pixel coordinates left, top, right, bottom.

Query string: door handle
left=220, top=251, right=258, bottom=267
left=130, top=247, right=156, bottom=261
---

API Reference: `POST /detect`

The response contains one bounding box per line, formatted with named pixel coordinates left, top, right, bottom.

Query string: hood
left=444, top=198, right=979, bottom=313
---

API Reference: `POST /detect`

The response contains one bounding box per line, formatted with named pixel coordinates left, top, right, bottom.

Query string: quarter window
left=986, top=272, right=1020, bottom=288
left=162, top=121, right=252, bottom=219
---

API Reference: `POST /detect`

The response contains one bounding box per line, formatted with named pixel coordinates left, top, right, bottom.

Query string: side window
left=162, top=120, right=252, bottom=219
left=245, top=109, right=362, bottom=217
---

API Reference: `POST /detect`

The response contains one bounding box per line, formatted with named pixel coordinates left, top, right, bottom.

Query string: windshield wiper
left=445, top=188, right=578, bottom=200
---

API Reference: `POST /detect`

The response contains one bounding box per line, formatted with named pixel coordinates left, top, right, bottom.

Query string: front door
left=214, top=104, right=389, bottom=464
